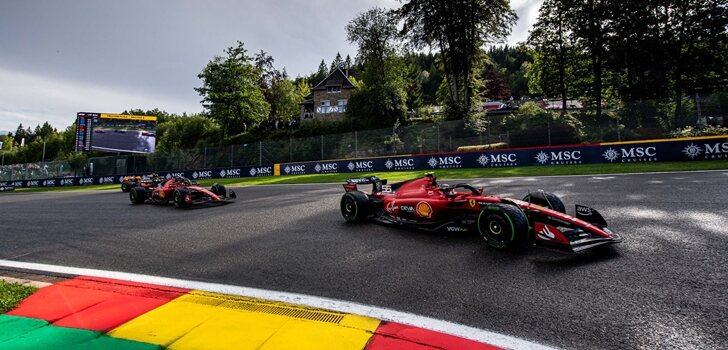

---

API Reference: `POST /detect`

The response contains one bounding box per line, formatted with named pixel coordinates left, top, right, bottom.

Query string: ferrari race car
left=340, top=173, right=622, bottom=253
left=129, top=176, right=236, bottom=208
left=121, top=173, right=165, bottom=192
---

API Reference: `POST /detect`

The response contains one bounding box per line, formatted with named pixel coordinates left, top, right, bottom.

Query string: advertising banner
left=5, top=136, right=727, bottom=189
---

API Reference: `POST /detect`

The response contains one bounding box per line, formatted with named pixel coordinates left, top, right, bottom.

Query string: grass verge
left=7, top=160, right=728, bottom=192
left=0, top=280, right=36, bottom=313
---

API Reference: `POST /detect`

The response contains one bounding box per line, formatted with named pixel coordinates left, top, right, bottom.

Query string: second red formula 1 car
left=129, top=176, right=235, bottom=208
left=340, top=173, right=621, bottom=253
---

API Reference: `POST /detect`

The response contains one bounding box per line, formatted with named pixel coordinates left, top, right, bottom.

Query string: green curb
left=0, top=315, right=159, bottom=350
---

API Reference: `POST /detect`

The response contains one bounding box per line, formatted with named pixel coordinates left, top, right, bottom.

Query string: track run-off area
left=1, top=170, right=727, bottom=349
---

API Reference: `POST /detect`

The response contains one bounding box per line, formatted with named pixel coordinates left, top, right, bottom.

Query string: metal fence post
left=230, top=145, right=234, bottom=167
left=289, top=138, right=292, bottom=162
left=259, top=141, right=262, bottom=166
left=436, top=125, right=440, bottom=152
left=203, top=146, right=207, bottom=168
left=547, top=115, right=552, bottom=146
left=616, top=117, right=622, bottom=142
left=354, top=131, right=358, bottom=158
left=320, top=135, right=324, bottom=160
left=696, top=92, right=702, bottom=122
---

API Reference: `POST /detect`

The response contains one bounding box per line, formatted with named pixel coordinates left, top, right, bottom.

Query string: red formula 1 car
left=340, top=174, right=622, bottom=253
left=129, top=176, right=236, bottom=208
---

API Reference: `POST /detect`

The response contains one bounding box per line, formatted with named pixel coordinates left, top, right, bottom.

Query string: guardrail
left=1, top=135, right=726, bottom=189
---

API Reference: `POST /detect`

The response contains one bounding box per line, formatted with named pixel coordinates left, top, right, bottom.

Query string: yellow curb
left=109, top=291, right=380, bottom=350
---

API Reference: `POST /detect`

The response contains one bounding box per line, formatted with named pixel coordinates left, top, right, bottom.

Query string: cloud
left=0, top=68, right=201, bottom=131
left=507, top=0, right=544, bottom=45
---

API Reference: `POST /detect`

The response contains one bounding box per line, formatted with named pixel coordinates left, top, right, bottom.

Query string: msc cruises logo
left=535, top=150, right=581, bottom=165
left=682, top=142, right=728, bottom=159
left=477, top=153, right=517, bottom=167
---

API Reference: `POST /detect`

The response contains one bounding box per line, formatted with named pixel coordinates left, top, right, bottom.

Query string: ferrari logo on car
left=468, top=199, right=477, bottom=208
left=416, top=201, right=432, bottom=218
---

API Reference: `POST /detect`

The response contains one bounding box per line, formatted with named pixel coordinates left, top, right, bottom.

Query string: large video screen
left=75, top=113, right=157, bottom=153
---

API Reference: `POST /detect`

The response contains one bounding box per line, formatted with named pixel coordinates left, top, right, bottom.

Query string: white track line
left=0, top=259, right=555, bottom=350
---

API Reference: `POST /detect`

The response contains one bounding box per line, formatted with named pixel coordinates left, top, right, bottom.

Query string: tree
left=307, top=59, right=328, bottom=86
left=195, top=41, right=270, bottom=136
left=330, top=52, right=344, bottom=72
left=14, top=124, right=26, bottom=145
left=482, top=65, right=511, bottom=100
left=569, top=0, right=609, bottom=118
left=345, top=7, right=408, bottom=128
left=398, top=0, right=517, bottom=119
left=527, top=0, right=576, bottom=110
left=344, top=54, right=353, bottom=71
left=156, top=115, right=221, bottom=151
left=270, top=78, right=309, bottom=119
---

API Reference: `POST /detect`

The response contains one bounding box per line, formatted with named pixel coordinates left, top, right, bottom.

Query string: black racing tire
left=211, top=183, right=226, bottom=198
left=477, top=203, right=531, bottom=250
left=174, top=189, right=190, bottom=208
left=121, top=182, right=131, bottom=192
left=523, top=190, right=566, bottom=214
left=130, top=187, right=147, bottom=204
left=340, top=191, right=371, bottom=223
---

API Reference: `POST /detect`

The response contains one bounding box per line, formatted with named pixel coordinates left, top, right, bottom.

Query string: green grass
left=6, top=160, right=727, bottom=192
left=0, top=280, right=36, bottom=313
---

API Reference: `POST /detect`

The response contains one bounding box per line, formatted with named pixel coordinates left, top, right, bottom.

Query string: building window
left=327, top=86, right=341, bottom=93
left=316, top=99, right=346, bottom=114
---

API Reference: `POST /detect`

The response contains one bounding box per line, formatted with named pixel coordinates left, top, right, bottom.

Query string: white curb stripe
left=0, top=259, right=555, bottom=350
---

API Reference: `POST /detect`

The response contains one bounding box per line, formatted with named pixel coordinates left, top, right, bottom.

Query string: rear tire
left=174, top=189, right=190, bottom=208
left=340, top=191, right=370, bottom=223
left=523, top=190, right=565, bottom=213
left=211, top=183, right=226, bottom=198
left=130, top=187, right=147, bottom=204
left=477, top=203, right=530, bottom=250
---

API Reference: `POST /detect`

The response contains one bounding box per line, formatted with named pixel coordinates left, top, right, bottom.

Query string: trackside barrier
left=1, top=135, right=726, bottom=189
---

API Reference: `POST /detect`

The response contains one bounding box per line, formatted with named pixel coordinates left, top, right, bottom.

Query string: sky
left=0, top=0, right=543, bottom=133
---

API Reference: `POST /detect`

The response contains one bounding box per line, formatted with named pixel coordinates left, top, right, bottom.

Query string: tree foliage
left=195, top=41, right=270, bottom=136
left=345, top=7, right=408, bottom=128
left=398, top=0, right=517, bottom=119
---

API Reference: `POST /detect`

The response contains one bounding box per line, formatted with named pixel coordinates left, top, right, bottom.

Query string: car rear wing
left=343, top=176, right=387, bottom=193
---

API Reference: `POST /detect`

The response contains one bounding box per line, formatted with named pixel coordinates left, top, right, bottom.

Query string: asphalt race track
left=1, top=171, right=727, bottom=349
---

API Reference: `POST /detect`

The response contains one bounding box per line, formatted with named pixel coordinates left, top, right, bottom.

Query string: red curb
left=8, top=276, right=188, bottom=332
left=366, top=322, right=503, bottom=350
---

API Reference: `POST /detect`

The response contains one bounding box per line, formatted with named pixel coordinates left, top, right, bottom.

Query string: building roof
left=299, top=93, right=314, bottom=106
left=311, top=68, right=355, bottom=90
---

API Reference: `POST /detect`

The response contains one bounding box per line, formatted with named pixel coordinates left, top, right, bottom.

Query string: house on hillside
left=300, top=68, right=356, bottom=120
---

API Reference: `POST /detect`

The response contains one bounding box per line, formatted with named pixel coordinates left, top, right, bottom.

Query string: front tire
left=477, top=203, right=530, bottom=250
left=121, top=182, right=131, bottom=192
left=130, top=187, right=147, bottom=204
left=340, top=191, right=370, bottom=223
left=523, top=190, right=565, bottom=213
left=174, top=189, right=190, bottom=208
